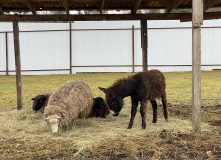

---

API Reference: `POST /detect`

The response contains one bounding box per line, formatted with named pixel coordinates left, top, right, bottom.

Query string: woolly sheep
left=44, top=80, right=93, bottom=133
left=31, top=92, right=53, bottom=113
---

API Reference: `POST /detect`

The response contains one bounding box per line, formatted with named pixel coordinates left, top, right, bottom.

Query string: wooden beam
left=63, top=0, right=69, bottom=15
left=0, top=7, right=3, bottom=15
left=141, top=20, right=147, bottom=71
left=25, top=0, right=36, bottom=15
left=132, top=0, right=142, bottom=14
left=1, top=12, right=221, bottom=22
left=100, top=0, right=105, bottom=14
left=204, top=0, right=220, bottom=12
left=13, top=21, right=23, bottom=110
left=192, top=0, right=203, bottom=133
left=166, top=0, right=185, bottom=13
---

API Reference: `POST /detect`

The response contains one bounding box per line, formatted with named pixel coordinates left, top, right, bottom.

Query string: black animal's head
left=93, top=97, right=104, bottom=110
left=99, top=87, right=123, bottom=116
left=31, top=95, right=47, bottom=112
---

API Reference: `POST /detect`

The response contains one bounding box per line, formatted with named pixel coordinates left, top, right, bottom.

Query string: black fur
left=99, top=70, right=168, bottom=129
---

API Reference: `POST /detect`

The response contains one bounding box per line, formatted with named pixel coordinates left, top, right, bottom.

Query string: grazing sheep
left=44, top=80, right=93, bottom=133
left=99, top=70, right=168, bottom=129
left=31, top=92, right=53, bottom=113
left=87, top=97, right=110, bottom=118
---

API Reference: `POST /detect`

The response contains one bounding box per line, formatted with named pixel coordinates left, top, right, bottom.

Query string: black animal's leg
left=140, top=99, right=148, bottom=129
left=127, top=97, right=138, bottom=129
left=161, top=94, right=168, bottom=122
left=151, top=100, right=157, bottom=123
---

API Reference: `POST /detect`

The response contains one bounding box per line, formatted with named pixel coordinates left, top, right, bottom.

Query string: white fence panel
left=0, top=33, right=6, bottom=75
left=72, top=29, right=133, bottom=73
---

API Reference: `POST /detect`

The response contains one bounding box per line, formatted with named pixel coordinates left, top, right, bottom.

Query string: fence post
left=5, top=32, right=8, bottom=76
left=141, top=20, right=148, bottom=71
left=192, top=0, right=203, bottom=133
left=69, top=22, right=72, bottom=74
left=132, top=25, right=135, bottom=72
left=13, top=21, right=23, bottom=110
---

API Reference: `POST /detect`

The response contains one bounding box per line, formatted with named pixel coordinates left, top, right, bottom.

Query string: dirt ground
left=0, top=103, right=220, bottom=160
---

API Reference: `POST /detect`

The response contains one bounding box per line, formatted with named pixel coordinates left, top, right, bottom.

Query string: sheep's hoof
left=127, top=125, right=132, bottom=129
left=152, top=120, right=157, bottom=123
left=165, top=119, right=168, bottom=122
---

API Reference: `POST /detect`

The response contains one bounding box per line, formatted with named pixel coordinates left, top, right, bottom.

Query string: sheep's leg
left=140, top=99, right=148, bottom=129
left=161, top=94, right=168, bottom=122
left=151, top=100, right=158, bottom=123
left=127, top=97, right=138, bottom=129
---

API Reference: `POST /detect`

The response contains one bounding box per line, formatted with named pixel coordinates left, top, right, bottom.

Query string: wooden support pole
left=13, top=21, right=23, bottom=110
left=141, top=20, right=148, bottom=71
left=192, top=0, right=203, bottom=133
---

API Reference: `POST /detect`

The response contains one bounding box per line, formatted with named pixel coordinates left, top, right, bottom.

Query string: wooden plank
left=192, top=0, right=203, bottom=133
left=132, top=0, right=142, bottom=14
left=13, top=21, right=23, bottom=110
left=100, top=0, right=105, bottom=14
left=63, top=0, right=69, bottom=15
left=141, top=20, right=147, bottom=71
left=0, top=12, right=221, bottom=22
left=204, top=0, right=219, bottom=11
left=25, top=0, right=37, bottom=15
left=166, top=0, right=185, bottom=13
left=0, top=7, right=3, bottom=15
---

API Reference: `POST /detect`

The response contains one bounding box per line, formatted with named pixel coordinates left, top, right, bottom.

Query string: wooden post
left=69, top=22, right=72, bottom=74
left=192, top=0, right=203, bottom=133
left=132, top=25, right=135, bottom=72
left=141, top=20, right=148, bottom=71
left=13, top=21, right=23, bottom=110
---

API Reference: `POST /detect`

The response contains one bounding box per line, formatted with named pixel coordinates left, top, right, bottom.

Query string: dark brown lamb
left=87, top=97, right=110, bottom=118
left=99, top=69, right=168, bottom=129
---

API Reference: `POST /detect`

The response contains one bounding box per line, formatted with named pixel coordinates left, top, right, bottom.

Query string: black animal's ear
left=99, top=87, right=108, bottom=94
left=31, top=98, right=34, bottom=100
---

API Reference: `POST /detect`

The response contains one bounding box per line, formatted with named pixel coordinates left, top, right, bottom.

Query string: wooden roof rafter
left=132, top=0, right=142, bottom=14
left=25, top=0, right=37, bottom=15
left=100, top=0, right=105, bottom=14
left=166, top=0, right=186, bottom=13
left=63, top=0, right=69, bottom=15
left=204, top=0, right=221, bottom=11
left=0, top=7, right=3, bottom=15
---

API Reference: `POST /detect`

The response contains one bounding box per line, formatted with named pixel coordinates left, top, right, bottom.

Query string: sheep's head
left=44, top=114, right=61, bottom=133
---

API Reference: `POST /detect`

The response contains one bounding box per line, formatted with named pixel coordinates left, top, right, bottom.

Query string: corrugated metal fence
left=0, top=20, right=221, bottom=75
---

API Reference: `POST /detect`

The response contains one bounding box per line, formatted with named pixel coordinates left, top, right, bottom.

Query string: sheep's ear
left=31, top=98, right=34, bottom=100
left=57, top=116, right=61, bottom=119
left=44, top=117, right=49, bottom=121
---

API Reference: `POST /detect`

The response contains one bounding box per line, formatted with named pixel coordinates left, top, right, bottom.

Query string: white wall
left=0, top=20, right=221, bottom=75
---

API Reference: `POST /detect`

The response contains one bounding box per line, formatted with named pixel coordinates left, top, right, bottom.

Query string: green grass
left=0, top=71, right=221, bottom=109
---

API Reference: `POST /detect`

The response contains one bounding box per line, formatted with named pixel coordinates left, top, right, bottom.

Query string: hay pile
left=0, top=99, right=219, bottom=159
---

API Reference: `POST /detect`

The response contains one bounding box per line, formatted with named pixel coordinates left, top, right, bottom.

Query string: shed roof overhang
left=0, top=0, right=221, bottom=22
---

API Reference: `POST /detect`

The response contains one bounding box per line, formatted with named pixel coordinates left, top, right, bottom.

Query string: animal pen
left=1, top=0, right=221, bottom=133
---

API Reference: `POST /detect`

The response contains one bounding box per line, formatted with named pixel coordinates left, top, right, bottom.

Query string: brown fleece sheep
left=87, top=97, right=110, bottom=118
left=99, top=70, right=168, bottom=129
left=31, top=92, right=53, bottom=113
left=44, top=80, right=93, bottom=133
